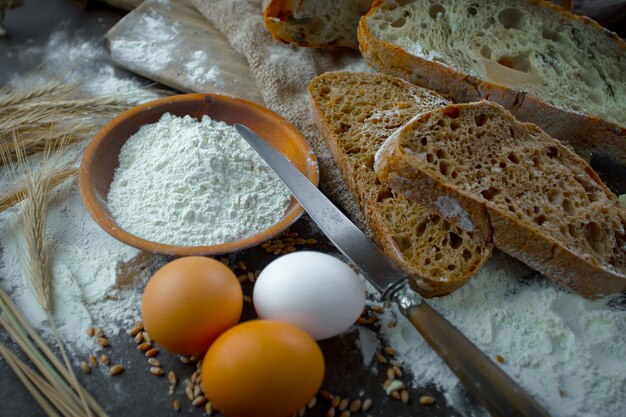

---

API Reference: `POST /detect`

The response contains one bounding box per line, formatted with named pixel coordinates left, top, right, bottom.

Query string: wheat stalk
left=0, top=167, right=78, bottom=213
left=2, top=132, right=96, bottom=417
left=0, top=76, right=161, bottom=164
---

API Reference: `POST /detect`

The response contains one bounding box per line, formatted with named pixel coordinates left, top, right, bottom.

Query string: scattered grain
left=237, top=274, right=248, bottom=283
left=331, top=397, right=340, bottom=408
left=134, top=332, right=144, bottom=344
left=185, top=385, right=194, bottom=401
left=305, top=239, right=317, bottom=245
left=89, top=354, right=98, bottom=368
left=150, top=366, right=164, bottom=376
left=308, top=397, right=317, bottom=409
left=393, top=366, right=402, bottom=377
left=189, top=355, right=199, bottom=362
left=94, top=327, right=105, bottom=338
left=384, top=347, right=397, bottom=356
left=243, top=295, right=252, bottom=303
left=375, top=353, right=387, bottom=364
left=339, top=411, right=351, bottom=417
left=101, top=354, right=110, bottom=366
left=389, top=359, right=402, bottom=368
left=338, top=398, right=349, bottom=411
left=147, top=358, right=160, bottom=367
left=496, top=354, right=505, bottom=364
left=129, top=325, right=143, bottom=337
left=419, top=395, right=435, bottom=406
left=386, top=367, right=396, bottom=380
left=172, top=400, right=181, bottom=412
left=247, top=271, right=255, bottom=282
left=142, top=331, right=152, bottom=344
left=168, top=371, right=177, bottom=385
left=137, top=342, right=151, bottom=352
left=219, top=258, right=229, bottom=266
left=237, top=261, right=247, bottom=270
left=384, top=380, right=405, bottom=394
left=371, top=304, right=384, bottom=313
left=96, top=337, right=109, bottom=347
left=192, top=395, right=207, bottom=407
left=298, top=406, right=306, bottom=417
left=349, top=399, right=361, bottom=413
left=357, top=317, right=368, bottom=325
left=387, top=321, right=398, bottom=328
left=205, top=402, right=213, bottom=415
left=193, top=384, right=202, bottom=398
left=191, top=371, right=199, bottom=383
left=179, top=355, right=190, bottom=364
left=325, top=408, right=336, bottom=417
left=110, top=364, right=124, bottom=376
left=400, top=389, right=409, bottom=403
left=319, top=391, right=333, bottom=401
left=87, top=326, right=96, bottom=337
left=145, top=348, right=159, bottom=358
left=362, top=398, right=372, bottom=411
left=390, top=391, right=401, bottom=400
left=80, top=361, right=90, bottom=374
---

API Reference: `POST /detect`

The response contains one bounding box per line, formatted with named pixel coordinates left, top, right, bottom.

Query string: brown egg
left=141, top=256, right=242, bottom=355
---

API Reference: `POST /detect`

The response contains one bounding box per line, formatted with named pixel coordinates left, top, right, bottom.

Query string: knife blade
left=236, top=124, right=551, bottom=417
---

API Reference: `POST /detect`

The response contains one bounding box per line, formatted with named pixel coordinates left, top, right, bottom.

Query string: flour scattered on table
left=372, top=251, right=626, bottom=417
left=109, top=12, right=180, bottom=74
left=1, top=31, right=165, bottom=353
left=184, top=50, right=225, bottom=87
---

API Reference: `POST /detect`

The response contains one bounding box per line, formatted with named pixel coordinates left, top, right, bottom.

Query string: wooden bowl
left=79, top=94, right=318, bottom=256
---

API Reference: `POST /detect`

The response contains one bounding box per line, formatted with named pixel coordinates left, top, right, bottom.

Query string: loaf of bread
left=263, top=0, right=374, bottom=48
left=359, top=0, right=626, bottom=164
left=309, top=72, right=493, bottom=297
left=375, top=100, right=626, bottom=298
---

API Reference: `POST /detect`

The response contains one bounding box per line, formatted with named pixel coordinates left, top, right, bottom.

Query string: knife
left=236, top=124, right=550, bottom=417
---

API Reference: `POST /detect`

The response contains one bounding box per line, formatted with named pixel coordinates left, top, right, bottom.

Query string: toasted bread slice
left=375, top=101, right=626, bottom=298
left=309, top=72, right=493, bottom=297
left=358, top=0, right=626, bottom=164
left=263, top=0, right=374, bottom=48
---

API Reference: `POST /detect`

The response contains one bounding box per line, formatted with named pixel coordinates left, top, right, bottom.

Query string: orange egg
left=141, top=256, right=242, bottom=355
left=201, top=320, right=325, bottom=417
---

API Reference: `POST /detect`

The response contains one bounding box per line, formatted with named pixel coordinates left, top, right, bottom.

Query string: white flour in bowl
left=107, top=113, right=291, bottom=246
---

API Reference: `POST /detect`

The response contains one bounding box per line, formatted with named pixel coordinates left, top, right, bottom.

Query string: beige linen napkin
left=191, top=0, right=371, bottom=229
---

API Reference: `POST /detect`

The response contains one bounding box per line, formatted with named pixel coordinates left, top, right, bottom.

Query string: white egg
left=253, top=251, right=366, bottom=340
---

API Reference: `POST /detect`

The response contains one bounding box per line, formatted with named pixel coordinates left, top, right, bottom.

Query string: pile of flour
left=107, top=113, right=291, bottom=246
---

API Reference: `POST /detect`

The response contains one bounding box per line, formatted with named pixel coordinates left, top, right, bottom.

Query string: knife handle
left=404, top=301, right=551, bottom=417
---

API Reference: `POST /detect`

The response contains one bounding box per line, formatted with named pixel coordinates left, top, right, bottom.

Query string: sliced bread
left=374, top=100, right=626, bottom=298
left=309, top=71, right=493, bottom=297
left=263, top=0, right=374, bottom=48
left=358, top=0, right=626, bottom=164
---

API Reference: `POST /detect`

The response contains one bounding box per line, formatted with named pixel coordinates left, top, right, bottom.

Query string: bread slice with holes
left=358, top=0, right=626, bottom=164
left=375, top=100, right=626, bottom=298
left=309, top=71, right=493, bottom=297
left=263, top=0, right=375, bottom=48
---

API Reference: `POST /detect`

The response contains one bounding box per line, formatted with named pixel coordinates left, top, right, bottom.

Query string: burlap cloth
left=191, top=0, right=371, bottom=230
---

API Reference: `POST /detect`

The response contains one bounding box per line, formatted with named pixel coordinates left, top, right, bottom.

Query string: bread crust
left=309, top=72, right=493, bottom=297
left=375, top=102, right=626, bottom=299
left=264, top=0, right=373, bottom=48
left=358, top=0, right=626, bottom=165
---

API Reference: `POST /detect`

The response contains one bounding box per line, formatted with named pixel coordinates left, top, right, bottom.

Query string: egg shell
left=201, top=320, right=324, bottom=417
left=141, top=256, right=243, bottom=355
left=253, top=251, right=366, bottom=340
